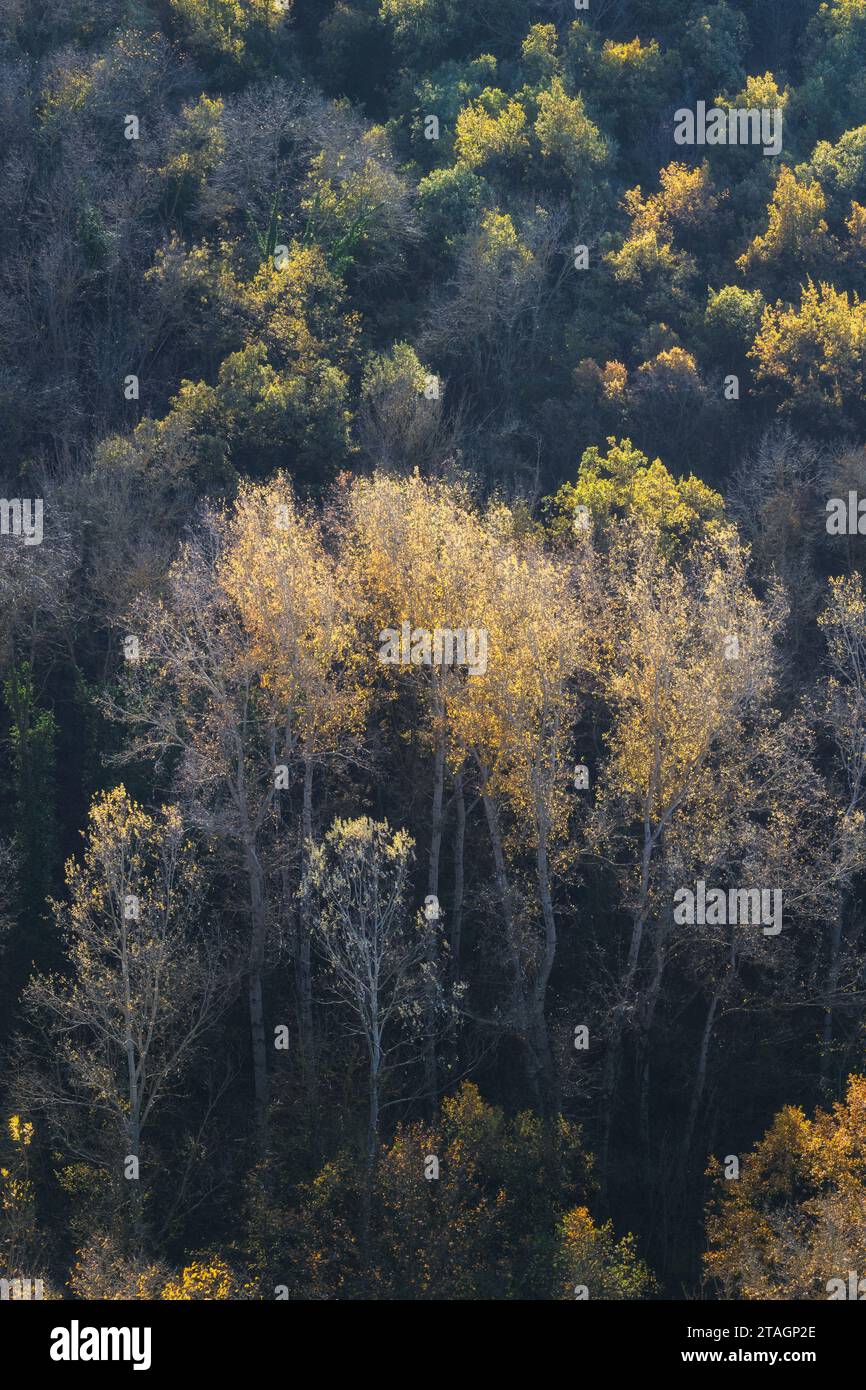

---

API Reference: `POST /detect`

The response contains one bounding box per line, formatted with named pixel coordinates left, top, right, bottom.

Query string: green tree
left=546, top=437, right=727, bottom=556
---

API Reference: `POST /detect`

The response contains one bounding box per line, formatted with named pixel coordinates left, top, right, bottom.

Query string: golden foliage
left=705, top=1075, right=866, bottom=1299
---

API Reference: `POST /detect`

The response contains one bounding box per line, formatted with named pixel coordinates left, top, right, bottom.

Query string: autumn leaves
left=23, top=454, right=865, bottom=1256
left=110, top=457, right=812, bottom=1137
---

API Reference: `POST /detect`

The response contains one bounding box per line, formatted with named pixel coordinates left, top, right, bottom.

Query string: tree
left=156, top=96, right=226, bottom=225
left=302, top=816, right=435, bottom=1259
left=113, top=518, right=284, bottom=1146
left=416, top=164, right=491, bottom=259
left=300, top=142, right=419, bottom=289
left=736, top=167, right=835, bottom=283
left=378, top=0, right=526, bottom=69
left=805, top=124, right=866, bottom=205
left=588, top=516, right=784, bottom=1176
left=749, top=279, right=866, bottom=427
left=421, top=205, right=569, bottom=409
left=356, top=342, right=455, bottom=471
left=681, top=2, right=747, bottom=94
left=622, top=162, right=722, bottom=247
left=220, top=476, right=369, bottom=1108
left=4, top=664, right=59, bottom=931
left=24, top=787, right=229, bottom=1253
left=532, top=76, right=610, bottom=190
left=0, top=1114, right=44, bottom=1292
left=814, top=574, right=866, bottom=1076
left=799, top=0, right=866, bottom=139
left=286, top=1080, right=609, bottom=1300
left=727, top=425, right=824, bottom=664
left=447, top=503, right=594, bottom=1112
left=565, top=25, right=674, bottom=156
left=167, top=0, right=292, bottom=76
left=604, top=225, right=697, bottom=322
left=151, top=243, right=359, bottom=489
left=818, top=574, right=866, bottom=818
left=546, top=437, right=727, bottom=557
left=556, top=1206, right=656, bottom=1300
left=66, top=1243, right=253, bottom=1300
left=341, top=470, right=490, bottom=1098
left=704, top=284, right=766, bottom=361
left=454, top=90, right=530, bottom=178
left=705, top=1074, right=866, bottom=1299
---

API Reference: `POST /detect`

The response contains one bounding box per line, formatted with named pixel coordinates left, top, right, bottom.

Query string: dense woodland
left=2, top=0, right=866, bottom=1301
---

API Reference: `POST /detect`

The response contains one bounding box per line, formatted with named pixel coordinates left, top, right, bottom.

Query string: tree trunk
left=636, top=917, right=670, bottom=1162
left=599, top=820, right=654, bottom=1186
left=126, top=1110, right=145, bottom=1257
left=481, top=786, right=539, bottom=1104
left=423, top=695, right=446, bottom=1113
left=298, top=755, right=318, bottom=1114
left=361, top=1027, right=382, bottom=1282
left=244, top=838, right=269, bottom=1148
left=531, top=817, right=559, bottom=1114
left=450, top=766, right=466, bottom=981
left=682, top=990, right=720, bottom=1167
left=821, top=912, right=844, bottom=1082
left=121, top=915, right=146, bottom=1254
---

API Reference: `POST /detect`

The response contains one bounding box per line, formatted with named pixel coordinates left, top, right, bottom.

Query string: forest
left=2, top=0, right=866, bottom=1303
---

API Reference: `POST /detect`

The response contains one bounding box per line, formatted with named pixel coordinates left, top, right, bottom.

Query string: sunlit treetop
left=546, top=437, right=729, bottom=556
left=705, top=1073, right=866, bottom=1298
left=736, top=167, right=834, bottom=277
left=749, top=279, right=866, bottom=423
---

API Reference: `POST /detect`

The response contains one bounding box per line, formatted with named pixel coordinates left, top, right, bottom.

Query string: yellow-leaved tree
left=705, top=1074, right=866, bottom=1299
left=447, top=503, right=597, bottom=1113
left=340, top=470, right=491, bottom=1104
left=25, top=787, right=228, bottom=1254
left=587, top=510, right=785, bottom=1177
left=221, top=476, right=369, bottom=1109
